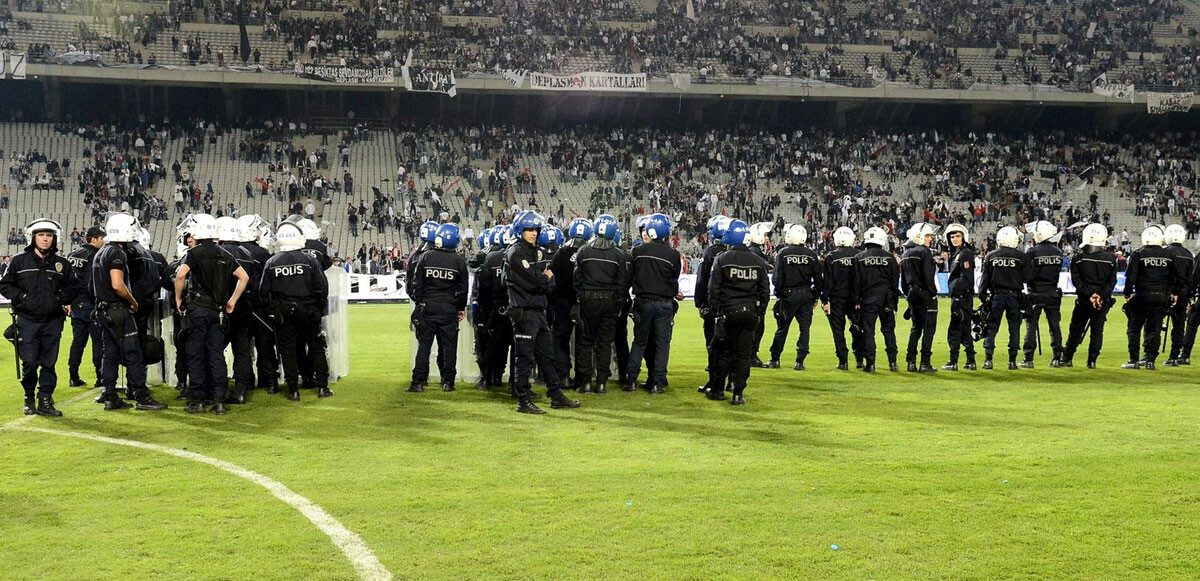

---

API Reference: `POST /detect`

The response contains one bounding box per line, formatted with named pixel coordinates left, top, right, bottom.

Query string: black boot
left=36, top=396, right=63, bottom=417
left=265, top=383, right=278, bottom=395
left=135, top=396, right=168, bottom=411
left=185, top=400, right=207, bottom=414
left=516, top=399, right=545, bottom=414
left=286, top=387, right=301, bottom=401
left=549, top=389, right=580, bottom=409
left=317, top=387, right=334, bottom=398
left=69, top=375, right=87, bottom=388
left=731, top=391, right=746, bottom=406
left=982, top=359, right=994, bottom=370
left=209, top=403, right=228, bottom=415
left=907, top=361, right=918, bottom=372
left=475, top=377, right=491, bottom=390
left=441, top=381, right=455, bottom=392
left=888, top=361, right=899, bottom=372
left=22, top=398, right=36, bottom=416
left=705, top=388, right=726, bottom=401
left=919, top=361, right=937, bottom=373
left=835, top=359, right=848, bottom=371
left=407, top=381, right=426, bottom=393
left=766, top=359, right=780, bottom=369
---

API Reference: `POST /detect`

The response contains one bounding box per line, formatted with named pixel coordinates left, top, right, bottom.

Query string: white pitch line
left=3, top=394, right=392, bottom=581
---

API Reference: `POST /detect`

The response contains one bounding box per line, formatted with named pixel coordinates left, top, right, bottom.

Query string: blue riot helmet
left=646, top=213, right=671, bottom=241
left=419, top=220, right=439, bottom=242
left=594, top=214, right=618, bottom=240
left=567, top=217, right=593, bottom=240
left=723, top=219, right=750, bottom=246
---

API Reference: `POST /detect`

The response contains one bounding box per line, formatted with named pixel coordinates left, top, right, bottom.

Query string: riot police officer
left=406, top=220, right=439, bottom=291
left=704, top=220, right=769, bottom=406
left=852, top=227, right=900, bottom=373
left=89, top=213, right=168, bottom=411
left=623, top=213, right=680, bottom=394
left=477, top=226, right=515, bottom=390
left=468, top=227, right=493, bottom=388
left=901, top=223, right=939, bottom=373
left=747, top=223, right=774, bottom=367
left=409, top=223, right=469, bottom=392
left=1021, top=221, right=1066, bottom=367
left=538, top=224, right=564, bottom=383
left=216, top=217, right=257, bottom=403
left=613, top=227, right=635, bottom=387
left=696, top=216, right=729, bottom=392
left=503, top=211, right=580, bottom=414
left=1163, top=224, right=1195, bottom=365
left=573, top=214, right=629, bottom=394
left=822, top=226, right=865, bottom=370
left=979, top=226, right=1031, bottom=370
left=1179, top=241, right=1200, bottom=366
left=1062, top=224, right=1118, bottom=368
left=0, top=218, right=78, bottom=416
left=296, top=217, right=333, bottom=271
left=237, top=214, right=279, bottom=393
left=66, top=226, right=105, bottom=388
left=1122, top=226, right=1186, bottom=369
left=768, top=224, right=821, bottom=370
left=550, top=219, right=591, bottom=387
left=174, top=214, right=250, bottom=414
left=261, top=223, right=331, bottom=401
left=941, top=223, right=977, bottom=370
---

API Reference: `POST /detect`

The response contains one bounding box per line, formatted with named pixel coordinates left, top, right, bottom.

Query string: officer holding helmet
left=174, top=214, right=250, bottom=414
left=979, top=226, right=1030, bottom=370
left=624, top=213, right=681, bottom=394
left=261, top=222, right=331, bottom=401
left=1062, top=223, right=1118, bottom=368
left=1163, top=224, right=1194, bottom=365
left=1122, top=225, right=1186, bottom=369
left=408, top=223, right=469, bottom=393
left=941, top=223, right=977, bottom=370
left=901, top=222, right=939, bottom=373
left=572, top=214, right=629, bottom=394
left=852, top=226, right=900, bottom=373
left=89, top=213, right=168, bottom=411
left=0, top=218, right=78, bottom=416
left=65, top=226, right=105, bottom=388
left=822, top=226, right=864, bottom=370
left=704, top=219, right=769, bottom=405
left=1021, top=221, right=1065, bottom=367
left=503, top=211, right=580, bottom=414
left=768, top=224, right=821, bottom=370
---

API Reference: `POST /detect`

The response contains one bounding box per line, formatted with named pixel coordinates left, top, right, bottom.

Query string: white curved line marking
left=3, top=393, right=391, bottom=581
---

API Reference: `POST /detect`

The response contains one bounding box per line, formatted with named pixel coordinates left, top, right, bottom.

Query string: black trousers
left=172, top=309, right=190, bottom=387
left=751, top=311, right=765, bottom=359
left=575, top=299, right=617, bottom=384
left=68, top=309, right=102, bottom=379
left=1126, top=295, right=1169, bottom=362
left=614, top=306, right=630, bottom=382
left=860, top=300, right=897, bottom=365
left=1063, top=298, right=1109, bottom=362
left=906, top=298, right=938, bottom=364
left=626, top=301, right=674, bottom=387
left=277, top=305, right=329, bottom=391
left=946, top=297, right=976, bottom=362
left=510, top=309, right=563, bottom=401
left=825, top=300, right=864, bottom=364
left=249, top=311, right=279, bottom=389
left=413, top=302, right=460, bottom=384
left=95, top=305, right=148, bottom=401
left=186, top=307, right=228, bottom=403
left=15, top=316, right=64, bottom=398
left=769, top=291, right=815, bottom=363
left=1167, top=301, right=1188, bottom=359
left=1022, top=292, right=1063, bottom=360
left=550, top=298, right=575, bottom=383
left=984, top=294, right=1022, bottom=360
left=225, top=311, right=255, bottom=395
left=1182, top=301, right=1200, bottom=360
left=708, top=310, right=757, bottom=395
left=484, top=312, right=512, bottom=384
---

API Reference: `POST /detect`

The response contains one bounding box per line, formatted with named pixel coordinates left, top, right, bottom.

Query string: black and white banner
left=501, top=68, right=528, bottom=88
left=528, top=71, right=647, bottom=92
left=1146, top=91, right=1194, bottom=114
left=401, top=66, right=458, bottom=97
left=294, top=62, right=394, bottom=84
left=1, top=52, right=26, bottom=79
left=1091, top=73, right=1134, bottom=102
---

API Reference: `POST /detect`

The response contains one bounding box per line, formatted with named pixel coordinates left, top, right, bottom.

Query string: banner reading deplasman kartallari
left=529, top=71, right=648, bottom=92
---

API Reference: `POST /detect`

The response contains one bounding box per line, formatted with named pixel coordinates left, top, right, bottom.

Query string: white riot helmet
left=137, top=227, right=151, bottom=247
left=105, top=213, right=140, bottom=243
left=237, top=214, right=267, bottom=243
left=276, top=222, right=306, bottom=252
left=25, top=218, right=61, bottom=244
left=944, top=223, right=969, bottom=246
left=747, top=222, right=773, bottom=245
left=1141, top=225, right=1165, bottom=247
left=1164, top=224, right=1186, bottom=245
left=1028, top=220, right=1059, bottom=244
left=906, top=222, right=936, bottom=246
left=832, top=227, right=855, bottom=248
left=1082, top=223, right=1108, bottom=247
left=863, top=226, right=888, bottom=248
left=215, top=216, right=242, bottom=242
left=189, top=214, right=218, bottom=240
left=784, top=224, right=808, bottom=246
left=996, top=226, right=1020, bottom=249
left=296, top=218, right=321, bottom=241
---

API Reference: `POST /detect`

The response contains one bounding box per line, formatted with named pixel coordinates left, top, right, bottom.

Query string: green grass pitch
left=1, top=301, right=1199, bottom=580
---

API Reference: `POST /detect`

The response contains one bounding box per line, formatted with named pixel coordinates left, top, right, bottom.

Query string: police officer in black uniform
left=704, top=220, right=769, bottom=406
left=89, top=213, right=168, bottom=412
left=477, top=226, right=514, bottom=390
left=237, top=215, right=279, bottom=393
left=901, top=223, right=939, bottom=373
left=1179, top=244, right=1200, bottom=366
left=979, top=226, right=1031, bottom=370
left=261, top=222, right=331, bottom=401
left=768, top=224, right=821, bottom=370
left=174, top=214, right=250, bottom=414
left=1162, top=225, right=1195, bottom=365
left=747, top=223, right=774, bottom=367
left=1062, top=224, right=1118, bottom=368
left=941, top=224, right=977, bottom=370
left=852, top=227, right=900, bottom=373
left=1121, top=226, right=1186, bottom=370
left=550, top=220, right=589, bottom=387
left=65, top=226, right=105, bottom=388
left=503, top=211, right=580, bottom=414
left=406, top=220, right=439, bottom=292
left=0, top=218, right=78, bottom=416
left=695, top=216, right=727, bottom=391
left=468, top=227, right=493, bottom=387
left=624, top=213, right=681, bottom=394
left=613, top=227, right=634, bottom=386
left=294, top=217, right=331, bottom=391
left=822, top=227, right=865, bottom=370
left=1021, top=221, right=1066, bottom=367
left=408, top=223, right=469, bottom=393
left=216, top=217, right=258, bottom=403
left=572, top=214, right=629, bottom=394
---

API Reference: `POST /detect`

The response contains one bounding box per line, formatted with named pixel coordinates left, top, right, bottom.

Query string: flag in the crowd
left=237, top=2, right=250, bottom=63
left=669, top=72, right=691, bottom=91
left=685, top=0, right=698, bottom=21
left=501, top=69, right=528, bottom=88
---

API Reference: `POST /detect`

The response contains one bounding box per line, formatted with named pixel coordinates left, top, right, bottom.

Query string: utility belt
left=721, top=302, right=758, bottom=315
left=783, top=287, right=815, bottom=298
left=635, top=296, right=672, bottom=305
left=95, top=300, right=130, bottom=311
left=187, top=290, right=223, bottom=312
left=992, top=289, right=1022, bottom=296
left=579, top=290, right=616, bottom=301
